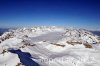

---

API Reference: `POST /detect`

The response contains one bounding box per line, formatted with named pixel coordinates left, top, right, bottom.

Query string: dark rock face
left=8, top=49, right=40, bottom=66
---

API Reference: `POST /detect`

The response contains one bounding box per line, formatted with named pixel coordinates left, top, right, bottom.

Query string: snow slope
left=0, top=26, right=100, bottom=66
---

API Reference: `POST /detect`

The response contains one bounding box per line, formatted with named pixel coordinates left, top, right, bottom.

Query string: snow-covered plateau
left=0, top=26, right=100, bottom=66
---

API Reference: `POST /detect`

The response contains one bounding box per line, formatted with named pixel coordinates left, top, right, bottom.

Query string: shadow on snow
left=8, top=49, right=40, bottom=66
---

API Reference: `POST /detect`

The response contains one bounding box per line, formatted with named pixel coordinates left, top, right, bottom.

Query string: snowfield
left=0, top=26, right=100, bottom=66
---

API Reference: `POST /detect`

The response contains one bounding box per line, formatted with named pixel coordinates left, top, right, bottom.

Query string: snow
left=0, top=52, right=20, bottom=66
left=0, top=26, right=100, bottom=66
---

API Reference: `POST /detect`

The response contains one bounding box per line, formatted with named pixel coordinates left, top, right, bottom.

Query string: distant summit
left=0, top=28, right=9, bottom=36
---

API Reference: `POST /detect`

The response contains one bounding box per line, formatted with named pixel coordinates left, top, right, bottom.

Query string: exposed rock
left=53, top=44, right=65, bottom=47
left=16, top=63, right=24, bottom=66
left=67, top=41, right=82, bottom=45
left=83, top=43, right=92, bottom=48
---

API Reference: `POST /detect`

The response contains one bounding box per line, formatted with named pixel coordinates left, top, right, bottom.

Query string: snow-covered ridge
left=0, top=26, right=99, bottom=45
left=0, top=26, right=100, bottom=66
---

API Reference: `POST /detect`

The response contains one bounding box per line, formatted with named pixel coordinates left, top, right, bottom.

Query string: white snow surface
left=0, top=26, right=100, bottom=66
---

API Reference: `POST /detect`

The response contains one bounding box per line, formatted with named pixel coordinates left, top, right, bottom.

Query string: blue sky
left=0, top=0, right=100, bottom=29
